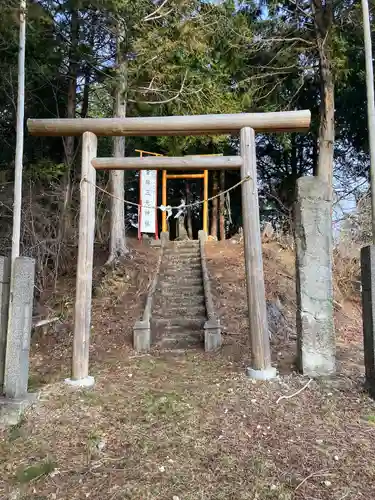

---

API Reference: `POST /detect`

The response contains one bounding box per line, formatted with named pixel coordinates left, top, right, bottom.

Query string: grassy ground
left=0, top=239, right=374, bottom=500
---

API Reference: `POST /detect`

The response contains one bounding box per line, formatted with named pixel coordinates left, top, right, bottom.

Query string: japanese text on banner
left=140, top=170, right=157, bottom=233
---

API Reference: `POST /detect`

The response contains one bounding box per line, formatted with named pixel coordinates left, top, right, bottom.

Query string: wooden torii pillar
left=28, top=111, right=311, bottom=385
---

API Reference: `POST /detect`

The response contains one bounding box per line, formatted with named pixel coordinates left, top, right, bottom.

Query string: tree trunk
left=81, top=66, right=90, bottom=118
left=107, top=19, right=128, bottom=264
left=289, top=134, right=298, bottom=206
left=60, top=8, right=79, bottom=242
left=81, top=21, right=95, bottom=119
left=65, top=8, right=79, bottom=168
left=312, top=137, right=318, bottom=176
left=185, top=181, right=193, bottom=239
left=219, top=170, right=225, bottom=240
left=210, top=171, right=219, bottom=239
left=312, top=0, right=335, bottom=188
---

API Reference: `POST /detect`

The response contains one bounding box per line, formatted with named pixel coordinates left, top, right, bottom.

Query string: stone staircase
left=151, top=240, right=206, bottom=349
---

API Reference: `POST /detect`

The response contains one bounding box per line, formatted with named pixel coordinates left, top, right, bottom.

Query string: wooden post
left=65, top=131, right=97, bottom=387
left=162, top=170, right=167, bottom=233
left=203, top=169, right=208, bottom=234
left=361, top=0, right=375, bottom=242
left=240, top=127, right=276, bottom=380
left=11, top=0, right=26, bottom=264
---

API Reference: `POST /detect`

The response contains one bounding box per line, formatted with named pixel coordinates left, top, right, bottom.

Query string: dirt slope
left=206, top=240, right=364, bottom=375
left=0, top=238, right=373, bottom=500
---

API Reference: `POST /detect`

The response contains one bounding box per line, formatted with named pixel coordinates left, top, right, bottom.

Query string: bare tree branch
left=129, top=70, right=188, bottom=104
left=144, top=0, right=172, bottom=22
left=145, top=9, right=173, bottom=22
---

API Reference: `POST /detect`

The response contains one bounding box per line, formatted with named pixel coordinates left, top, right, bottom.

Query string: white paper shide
left=140, top=170, right=157, bottom=234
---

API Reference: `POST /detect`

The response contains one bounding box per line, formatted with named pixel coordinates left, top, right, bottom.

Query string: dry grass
left=334, top=194, right=371, bottom=301
left=2, top=355, right=375, bottom=500
left=206, top=240, right=300, bottom=371
left=206, top=239, right=363, bottom=357
left=0, top=239, right=374, bottom=500
left=29, top=238, right=159, bottom=388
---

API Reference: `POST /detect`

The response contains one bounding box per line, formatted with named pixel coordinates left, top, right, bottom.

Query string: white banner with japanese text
left=140, top=170, right=157, bottom=234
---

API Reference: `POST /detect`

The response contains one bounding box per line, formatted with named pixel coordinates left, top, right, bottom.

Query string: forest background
left=0, top=0, right=370, bottom=289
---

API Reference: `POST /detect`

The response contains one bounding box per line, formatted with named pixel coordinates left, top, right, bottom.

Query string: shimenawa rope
left=81, top=175, right=251, bottom=219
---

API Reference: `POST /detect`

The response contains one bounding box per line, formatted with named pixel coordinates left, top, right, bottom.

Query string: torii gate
left=28, top=110, right=310, bottom=386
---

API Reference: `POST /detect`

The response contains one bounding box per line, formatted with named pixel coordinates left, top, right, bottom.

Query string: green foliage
left=15, top=458, right=56, bottom=484
left=0, top=0, right=371, bottom=231
left=365, top=414, right=375, bottom=424
left=26, top=160, right=66, bottom=183
left=8, top=415, right=27, bottom=442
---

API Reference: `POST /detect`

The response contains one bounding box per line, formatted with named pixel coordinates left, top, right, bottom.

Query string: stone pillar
left=133, top=320, right=150, bottom=352
left=177, top=216, right=188, bottom=240
left=0, top=257, right=10, bottom=393
left=361, top=245, right=375, bottom=395
left=204, top=319, right=221, bottom=352
left=160, top=231, right=169, bottom=246
left=3, top=257, right=35, bottom=399
left=294, top=177, right=335, bottom=377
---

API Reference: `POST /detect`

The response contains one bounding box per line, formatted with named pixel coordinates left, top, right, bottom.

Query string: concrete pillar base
left=64, top=376, right=95, bottom=388
left=0, top=392, right=38, bottom=427
left=0, top=256, right=10, bottom=393
left=150, top=239, right=161, bottom=247
left=133, top=320, right=151, bottom=352
left=246, top=366, right=277, bottom=380
left=204, top=319, right=221, bottom=351
left=160, top=232, right=170, bottom=245
left=3, top=257, right=35, bottom=399
left=198, top=230, right=207, bottom=243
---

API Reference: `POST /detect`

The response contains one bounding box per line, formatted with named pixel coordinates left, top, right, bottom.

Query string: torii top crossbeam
left=27, top=110, right=310, bottom=136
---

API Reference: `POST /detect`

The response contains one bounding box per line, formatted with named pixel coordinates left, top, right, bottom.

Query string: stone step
left=162, top=269, right=202, bottom=278
left=159, top=282, right=204, bottom=292
left=162, top=264, right=201, bottom=271
left=162, top=328, right=202, bottom=338
left=159, top=334, right=202, bottom=349
left=161, top=269, right=202, bottom=277
left=154, top=297, right=205, bottom=306
left=161, top=269, right=202, bottom=278
left=163, top=254, right=201, bottom=260
left=154, top=295, right=205, bottom=307
left=153, top=305, right=206, bottom=318
left=153, top=307, right=205, bottom=316
left=163, top=254, right=200, bottom=262
left=153, top=241, right=205, bottom=351
left=160, top=273, right=203, bottom=286
left=164, top=249, right=200, bottom=256
left=159, top=281, right=203, bottom=290
left=165, top=246, right=200, bottom=252
left=153, top=317, right=205, bottom=330
left=162, top=262, right=201, bottom=270
left=162, top=258, right=201, bottom=266
left=169, top=241, right=199, bottom=247
left=161, top=258, right=202, bottom=269
left=158, top=287, right=204, bottom=299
